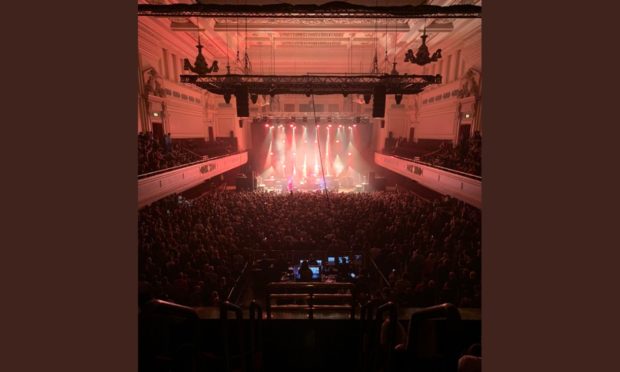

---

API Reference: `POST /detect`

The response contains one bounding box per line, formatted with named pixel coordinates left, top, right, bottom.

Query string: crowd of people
left=138, top=133, right=203, bottom=175
left=179, top=137, right=238, bottom=158
left=138, top=189, right=481, bottom=309
left=389, top=138, right=451, bottom=160
left=420, top=133, right=482, bottom=176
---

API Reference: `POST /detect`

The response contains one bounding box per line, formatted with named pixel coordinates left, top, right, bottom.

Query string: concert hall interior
left=138, top=1, right=482, bottom=371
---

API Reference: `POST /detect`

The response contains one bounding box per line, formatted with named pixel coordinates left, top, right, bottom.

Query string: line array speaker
left=372, top=85, right=386, bottom=118
left=235, top=86, right=250, bottom=117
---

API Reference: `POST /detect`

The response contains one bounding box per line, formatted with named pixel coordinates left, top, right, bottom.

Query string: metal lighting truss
left=180, top=74, right=442, bottom=96
left=252, top=114, right=372, bottom=125
left=137, top=2, right=482, bottom=19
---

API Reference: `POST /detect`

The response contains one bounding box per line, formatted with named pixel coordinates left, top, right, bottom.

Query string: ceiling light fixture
left=404, top=27, right=441, bottom=66
left=184, top=36, right=219, bottom=74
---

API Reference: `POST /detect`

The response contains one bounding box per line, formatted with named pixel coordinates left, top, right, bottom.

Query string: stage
left=257, top=175, right=369, bottom=193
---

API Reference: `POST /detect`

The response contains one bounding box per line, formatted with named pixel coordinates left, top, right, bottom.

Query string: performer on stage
left=287, top=177, right=293, bottom=195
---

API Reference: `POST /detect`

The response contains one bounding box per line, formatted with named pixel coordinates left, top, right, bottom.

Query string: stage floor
left=257, top=175, right=368, bottom=194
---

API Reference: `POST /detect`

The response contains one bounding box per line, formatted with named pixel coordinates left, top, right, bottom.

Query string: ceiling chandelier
left=183, top=36, right=219, bottom=75
left=404, top=28, right=441, bottom=66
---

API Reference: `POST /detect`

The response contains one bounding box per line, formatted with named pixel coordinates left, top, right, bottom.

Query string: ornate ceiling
left=139, top=1, right=481, bottom=75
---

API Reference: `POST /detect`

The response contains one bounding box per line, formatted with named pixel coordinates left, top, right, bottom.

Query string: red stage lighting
left=265, top=124, right=269, bottom=128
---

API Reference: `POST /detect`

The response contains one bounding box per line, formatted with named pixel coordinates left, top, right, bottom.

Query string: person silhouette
left=287, top=177, right=293, bottom=195
left=299, top=260, right=313, bottom=282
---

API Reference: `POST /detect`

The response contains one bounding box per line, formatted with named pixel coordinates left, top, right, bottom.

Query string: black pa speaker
left=235, top=86, right=250, bottom=117
left=372, top=85, right=386, bottom=118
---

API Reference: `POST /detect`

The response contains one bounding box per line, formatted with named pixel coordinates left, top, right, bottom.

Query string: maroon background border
left=3, top=1, right=137, bottom=371
left=483, top=1, right=620, bottom=371
left=2, top=1, right=619, bottom=371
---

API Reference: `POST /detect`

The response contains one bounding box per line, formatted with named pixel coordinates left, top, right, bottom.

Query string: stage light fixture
left=224, top=93, right=232, bottom=104
left=395, top=94, right=403, bottom=105
left=264, top=124, right=269, bottom=128
left=363, top=94, right=372, bottom=104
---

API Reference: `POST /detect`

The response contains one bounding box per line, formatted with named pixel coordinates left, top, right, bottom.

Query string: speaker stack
left=235, top=174, right=251, bottom=191
left=368, top=171, right=386, bottom=191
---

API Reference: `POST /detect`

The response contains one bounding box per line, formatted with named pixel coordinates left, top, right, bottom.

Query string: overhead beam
left=179, top=74, right=441, bottom=96
left=138, top=2, right=482, bottom=19
left=251, top=115, right=372, bottom=124
left=212, top=22, right=412, bottom=32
